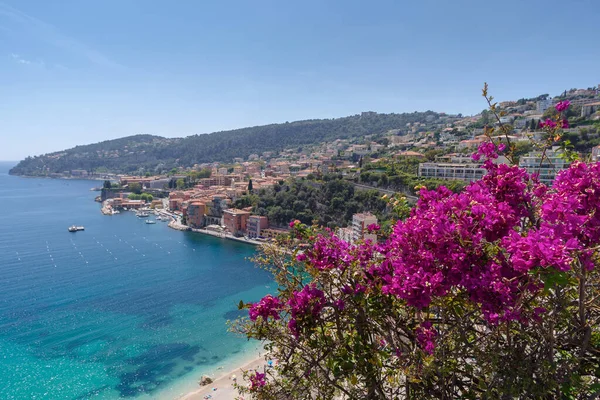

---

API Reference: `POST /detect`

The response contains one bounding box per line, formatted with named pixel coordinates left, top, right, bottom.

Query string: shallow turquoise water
left=0, top=162, right=272, bottom=399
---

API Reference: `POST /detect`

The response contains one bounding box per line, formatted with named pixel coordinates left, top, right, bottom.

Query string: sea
left=0, top=161, right=273, bottom=399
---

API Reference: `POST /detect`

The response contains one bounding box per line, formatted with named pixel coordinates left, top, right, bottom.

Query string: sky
left=1, top=0, right=599, bottom=160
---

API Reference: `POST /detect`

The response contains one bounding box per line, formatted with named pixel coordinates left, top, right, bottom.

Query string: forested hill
left=10, top=111, right=443, bottom=175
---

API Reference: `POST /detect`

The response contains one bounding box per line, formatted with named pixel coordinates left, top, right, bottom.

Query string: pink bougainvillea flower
left=555, top=100, right=570, bottom=112
left=248, top=295, right=282, bottom=321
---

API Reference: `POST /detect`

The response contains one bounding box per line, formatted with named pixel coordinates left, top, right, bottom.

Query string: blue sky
left=1, top=0, right=599, bottom=160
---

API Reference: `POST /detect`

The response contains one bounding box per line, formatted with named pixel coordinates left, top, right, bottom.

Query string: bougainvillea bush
left=233, top=96, right=600, bottom=399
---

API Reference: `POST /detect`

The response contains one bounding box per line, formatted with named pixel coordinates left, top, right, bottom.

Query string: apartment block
left=352, top=213, right=378, bottom=243
left=518, top=146, right=570, bottom=185
left=247, top=215, right=269, bottom=238
left=223, top=208, right=251, bottom=236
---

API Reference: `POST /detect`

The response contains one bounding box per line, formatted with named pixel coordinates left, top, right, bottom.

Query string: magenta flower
left=289, top=219, right=301, bottom=228
left=540, top=119, right=557, bottom=129
left=498, top=143, right=507, bottom=152
left=248, top=295, right=282, bottom=321
left=416, top=321, right=437, bottom=355
left=561, top=119, right=569, bottom=129
left=296, top=253, right=307, bottom=261
left=249, top=371, right=266, bottom=390
left=555, top=100, right=570, bottom=112
left=367, top=223, right=380, bottom=232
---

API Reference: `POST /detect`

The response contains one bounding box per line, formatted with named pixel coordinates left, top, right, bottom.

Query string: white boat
left=145, top=220, right=156, bottom=224
left=68, top=225, right=85, bottom=232
left=137, top=212, right=149, bottom=217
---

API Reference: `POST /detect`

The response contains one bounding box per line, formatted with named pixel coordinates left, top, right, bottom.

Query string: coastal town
left=96, top=86, right=600, bottom=245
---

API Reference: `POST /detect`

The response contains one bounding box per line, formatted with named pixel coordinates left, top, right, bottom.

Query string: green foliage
left=234, top=176, right=388, bottom=228
left=127, top=192, right=153, bottom=202
left=128, top=182, right=142, bottom=194
left=176, top=178, right=186, bottom=189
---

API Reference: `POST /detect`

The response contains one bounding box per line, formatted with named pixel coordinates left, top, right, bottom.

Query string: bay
left=0, top=161, right=272, bottom=399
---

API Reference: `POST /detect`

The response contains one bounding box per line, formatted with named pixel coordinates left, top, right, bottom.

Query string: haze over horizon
left=1, top=0, right=599, bottom=160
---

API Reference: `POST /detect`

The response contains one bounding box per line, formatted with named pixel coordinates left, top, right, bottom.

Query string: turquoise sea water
left=0, top=162, right=272, bottom=399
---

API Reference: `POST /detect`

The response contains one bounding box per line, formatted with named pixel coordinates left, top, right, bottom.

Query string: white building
left=336, top=227, right=354, bottom=243
left=591, top=145, right=600, bottom=162
left=418, top=155, right=508, bottom=182
left=519, top=146, right=570, bottom=185
left=352, top=213, right=378, bottom=243
left=536, top=99, right=553, bottom=113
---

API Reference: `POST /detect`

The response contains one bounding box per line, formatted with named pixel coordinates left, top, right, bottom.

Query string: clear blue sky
left=1, top=0, right=599, bottom=160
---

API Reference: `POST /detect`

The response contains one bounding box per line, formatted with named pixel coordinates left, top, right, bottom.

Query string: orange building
left=187, top=201, right=206, bottom=228
left=223, top=208, right=251, bottom=236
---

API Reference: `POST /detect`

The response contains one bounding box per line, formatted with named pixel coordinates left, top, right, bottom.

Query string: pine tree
left=248, top=179, right=253, bottom=193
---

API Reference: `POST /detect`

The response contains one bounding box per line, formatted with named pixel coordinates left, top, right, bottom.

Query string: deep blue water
left=0, top=162, right=272, bottom=399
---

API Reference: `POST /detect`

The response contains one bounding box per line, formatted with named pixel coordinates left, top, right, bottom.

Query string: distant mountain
left=10, top=111, right=446, bottom=175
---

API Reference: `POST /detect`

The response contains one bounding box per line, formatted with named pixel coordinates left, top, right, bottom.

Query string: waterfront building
left=352, top=213, right=378, bottom=243
left=247, top=215, right=269, bottom=238
left=518, top=146, right=570, bottom=185
left=223, top=209, right=252, bottom=236
left=261, top=228, right=289, bottom=239
left=186, top=201, right=206, bottom=228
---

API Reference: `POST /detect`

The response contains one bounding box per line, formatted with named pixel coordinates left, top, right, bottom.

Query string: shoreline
left=171, top=354, right=267, bottom=400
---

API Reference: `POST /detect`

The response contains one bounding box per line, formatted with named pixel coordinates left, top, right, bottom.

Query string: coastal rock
left=199, top=375, right=213, bottom=386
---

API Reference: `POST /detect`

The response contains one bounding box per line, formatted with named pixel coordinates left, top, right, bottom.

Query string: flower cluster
left=367, top=223, right=381, bottom=232
left=287, top=285, right=326, bottom=337
left=248, top=295, right=282, bottom=321
left=416, top=321, right=437, bottom=355
left=248, top=371, right=266, bottom=391
left=555, top=100, right=570, bottom=112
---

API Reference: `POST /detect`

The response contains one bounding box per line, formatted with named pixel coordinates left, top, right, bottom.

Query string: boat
left=137, top=212, right=149, bottom=218
left=68, top=225, right=85, bottom=232
left=145, top=220, right=156, bottom=224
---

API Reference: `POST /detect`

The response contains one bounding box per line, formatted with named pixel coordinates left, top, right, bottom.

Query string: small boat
left=145, top=220, right=156, bottom=224
left=137, top=212, right=149, bottom=217
left=68, top=226, right=85, bottom=232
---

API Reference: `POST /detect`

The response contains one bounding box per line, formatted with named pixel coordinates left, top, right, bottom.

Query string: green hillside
left=10, top=111, right=444, bottom=175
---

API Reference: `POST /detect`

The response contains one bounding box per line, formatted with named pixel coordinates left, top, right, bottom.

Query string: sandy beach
left=174, top=355, right=268, bottom=400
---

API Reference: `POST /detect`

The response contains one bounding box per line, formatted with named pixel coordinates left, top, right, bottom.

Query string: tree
left=103, top=180, right=111, bottom=189
left=129, top=182, right=142, bottom=194
left=248, top=179, right=254, bottom=193
left=176, top=178, right=185, bottom=189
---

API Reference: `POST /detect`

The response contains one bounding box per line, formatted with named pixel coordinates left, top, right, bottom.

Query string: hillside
left=9, top=111, right=446, bottom=176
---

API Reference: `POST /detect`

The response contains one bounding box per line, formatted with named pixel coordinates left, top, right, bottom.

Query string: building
left=71, top=169, right=89, bottom=177
left=592, top=145, right=600, bottom=162
left=352, top=213, right=378, bottom=243
left=247, top=215, right=269, bottom=238
left=581, top=102, right=600, bottom=117
left=187, top=201, right=206, bottom=228
left=261, top=228, right=289, bottom=239
left=519, top=146, right=570, bottom=185
left=205, top=196, right=228, bottom=226
left=419, top=160, right=486, bottom=182
left=536, top=98, right=553, bottom=113
left=223, top=208, right=251, bottom=236
left=336, top=227, right=354, bottom=243
left=148, top=178, right=171, bottom=189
